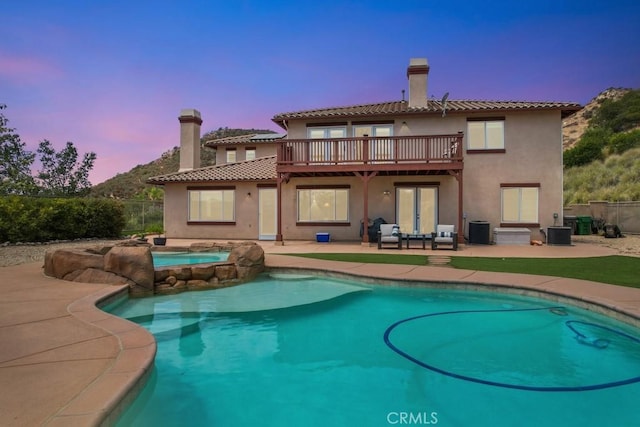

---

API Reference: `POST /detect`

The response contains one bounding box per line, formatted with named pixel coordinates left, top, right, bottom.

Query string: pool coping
left=0, top=243, right=639, bottom=426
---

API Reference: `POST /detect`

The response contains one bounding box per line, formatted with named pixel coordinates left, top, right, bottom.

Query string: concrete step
left=428, top=255, right=452, bottom=266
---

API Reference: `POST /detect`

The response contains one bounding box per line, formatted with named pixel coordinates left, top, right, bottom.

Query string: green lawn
left=285, top=253, right=640, bottom=288
left=288, top=252, right=429, bottom=265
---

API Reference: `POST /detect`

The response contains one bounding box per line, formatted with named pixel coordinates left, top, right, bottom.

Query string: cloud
left=0, top=51, right=62, bottom=85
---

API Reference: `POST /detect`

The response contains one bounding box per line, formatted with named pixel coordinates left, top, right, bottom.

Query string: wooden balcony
left=276, top=133, right=463, bottom=176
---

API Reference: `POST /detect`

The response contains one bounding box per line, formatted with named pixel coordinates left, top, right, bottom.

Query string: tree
left=134, top=186, right=164, bottom=201
left=0, top=104, right=37, bottom=195
left=36, top=140, right=96, bottom=196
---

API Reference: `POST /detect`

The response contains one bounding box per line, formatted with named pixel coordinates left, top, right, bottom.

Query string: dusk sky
left=2, top=1, right=639, bottom=185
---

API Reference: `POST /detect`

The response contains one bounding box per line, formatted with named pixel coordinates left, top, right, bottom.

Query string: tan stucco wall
left=163, top=174, right=459, bottom=241
left=285, top=110, right=563, bottom=241
left=462, top=110, right=563, bottom=240
left=215, top=144, right=277, bottom=165
left=165, top=109, right=563, bottom=242
left=164, top=182, right=265, bottom=240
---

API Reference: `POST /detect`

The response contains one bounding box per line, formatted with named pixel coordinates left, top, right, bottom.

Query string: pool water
left=110, top=274, right=640, bottom=427
left=151, top=251, right=229, bottom=267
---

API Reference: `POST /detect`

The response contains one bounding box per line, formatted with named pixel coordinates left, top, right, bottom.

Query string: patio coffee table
left=403, top=233, right=428, bottom=249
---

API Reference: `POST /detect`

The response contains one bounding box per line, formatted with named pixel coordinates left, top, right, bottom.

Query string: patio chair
left=431, top=224, right=458, bottom=251
left=377, top=224, right=402, bottom=249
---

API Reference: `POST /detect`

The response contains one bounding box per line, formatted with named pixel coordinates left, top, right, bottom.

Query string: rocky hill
left=562, top=88, right=631, bottom=150
left=562, top=87, right=640, bottom=204
left=90, top=127, right=275, bottom=198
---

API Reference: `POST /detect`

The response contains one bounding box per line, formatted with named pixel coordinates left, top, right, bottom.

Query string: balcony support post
left=354, top=171, right=377, bottom=244
left=448, top=169, right=465, bottom=244
left=275, top=173, right=289, bottom=243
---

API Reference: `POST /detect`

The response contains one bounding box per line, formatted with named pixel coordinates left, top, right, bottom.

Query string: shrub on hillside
left=591, top=89, right=640, bottom=132
left=563, top=127, right=610, bottom=167
left=564, top=148, right=640, bottom=204
left=607, top=129, right=640, bottom=154
left=0, top=196, right=125, bottom=243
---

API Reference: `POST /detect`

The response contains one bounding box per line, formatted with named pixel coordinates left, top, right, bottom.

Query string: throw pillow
left=391, top=225, right=399, bottom=237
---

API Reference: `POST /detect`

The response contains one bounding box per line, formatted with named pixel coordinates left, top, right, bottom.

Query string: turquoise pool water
left=109, top=274, right=640, bottom=427
left=151, top=251, right=229, bottom=267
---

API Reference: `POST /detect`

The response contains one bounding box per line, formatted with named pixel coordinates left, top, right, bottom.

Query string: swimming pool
left=151, top=251, right=229, bottom=267
left=109, top=273, right=640, bottom=426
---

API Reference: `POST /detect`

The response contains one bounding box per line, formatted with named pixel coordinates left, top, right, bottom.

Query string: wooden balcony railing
left=276, top=133, right=463, bottom=171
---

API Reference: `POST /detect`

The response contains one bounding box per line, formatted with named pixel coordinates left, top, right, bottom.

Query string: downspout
left=276, top=174, right=283, bottom=244
left=362, top=175, right=370, bottom=244
left=275, top=140, right=284, bottom=244
left=458, top=134, right=464, bottom=244
left=458, top=171, right=464, bottom=244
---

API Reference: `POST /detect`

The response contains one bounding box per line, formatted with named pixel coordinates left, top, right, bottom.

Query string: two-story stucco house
left=148, top=58, right=581, bottom=245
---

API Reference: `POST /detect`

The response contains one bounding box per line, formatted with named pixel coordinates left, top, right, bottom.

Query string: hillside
left=564, top=147, right=640, bottom=204
left=562, top=88, right=631, bottom=150
left=563, top=88, right=640, bottom=204
left=90, top=127, right=275, bottom=198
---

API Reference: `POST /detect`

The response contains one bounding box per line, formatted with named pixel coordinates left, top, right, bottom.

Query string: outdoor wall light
left=247, top=192, right=252, bottom=197
left=383, top=190, right=391, bottom=196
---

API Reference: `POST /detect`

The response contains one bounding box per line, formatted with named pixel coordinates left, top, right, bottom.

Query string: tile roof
left=204, top=133, right=286, bottom=148
left=147, top=156, right=277, bottom=184
left=272, top=99, right=582, bottom=126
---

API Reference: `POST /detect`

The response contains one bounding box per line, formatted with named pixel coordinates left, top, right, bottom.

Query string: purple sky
left=2, top=1, right=639, bottom=185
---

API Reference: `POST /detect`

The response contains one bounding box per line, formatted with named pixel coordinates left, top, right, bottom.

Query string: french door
left=396, top=187, right=438, bottom=235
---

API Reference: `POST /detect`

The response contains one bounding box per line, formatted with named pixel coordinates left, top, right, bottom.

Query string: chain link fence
left=121, top=200, right=164, bottom=235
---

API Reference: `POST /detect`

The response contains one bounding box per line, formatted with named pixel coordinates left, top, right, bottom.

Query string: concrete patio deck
left=1, top=240, right=639, bottom=426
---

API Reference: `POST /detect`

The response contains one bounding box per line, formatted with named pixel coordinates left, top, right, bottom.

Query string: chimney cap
left=410, top=58, right=428, bottom=66
left=179, top=108, right=201, bottom=118
left=178, top=108, right=202, bottom=125
left=407, top=58, right=430, bottom=77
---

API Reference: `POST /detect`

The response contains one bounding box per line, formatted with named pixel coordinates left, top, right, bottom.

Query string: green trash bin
left=577, top=216, right=592, bottom=235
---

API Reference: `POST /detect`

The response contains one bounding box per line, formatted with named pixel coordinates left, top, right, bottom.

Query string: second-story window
left=226, top=148, right=236, bottom=163
left=354, top=124, right=394, bottom=162
left=467, top=118, right=505, bottom=150
left=245, top=148, right=256, bottom=161
left=307, top=126, right=346, bottom=163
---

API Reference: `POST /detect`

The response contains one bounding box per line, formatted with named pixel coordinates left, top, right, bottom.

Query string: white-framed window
left=354, top=124, right=394, bottom=162
left=467, top=119, right=504, bottom=149
left=245, top=148, right=256, bottom=161
left=188, top=189, right=235, bottom=222
left=226, top=149, right=236, bottom=163
left=501, top=185, right=539, bottom=223
left=297, top=188, right=349, bottom=222
left=307, top=126, right=347, bottom=163
left=308, top=126, right=347, bottom=139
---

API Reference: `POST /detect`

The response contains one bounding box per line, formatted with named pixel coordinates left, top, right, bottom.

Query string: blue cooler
left=316, top=233, right=330, bottom=243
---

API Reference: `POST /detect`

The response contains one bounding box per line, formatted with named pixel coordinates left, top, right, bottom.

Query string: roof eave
left=272, top=104, right=583, bottom=123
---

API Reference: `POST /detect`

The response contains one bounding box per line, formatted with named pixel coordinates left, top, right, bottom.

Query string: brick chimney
left=407, top=58, right=429, bottom=108
left=178, top=109, right=202, bottom=172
